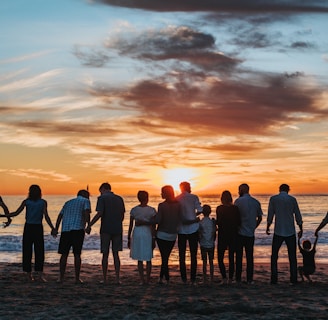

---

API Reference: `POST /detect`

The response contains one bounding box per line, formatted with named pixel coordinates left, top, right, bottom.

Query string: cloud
left=0, top=169, right=71, bottom=182
left=95, top=0, right=328, bottom=13
left=73, top=45, right=111, bottom=67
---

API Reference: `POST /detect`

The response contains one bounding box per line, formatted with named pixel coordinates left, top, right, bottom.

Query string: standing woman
left=216, top=190, right=240, bottom=284
left=127, top=190, right=157, bottom=285
left=156, top=185, right=182, bottom=285
left=8, top=185, right=55, bottom=281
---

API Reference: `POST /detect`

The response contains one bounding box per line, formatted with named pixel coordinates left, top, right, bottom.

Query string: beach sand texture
left=1, top=262, right=327, bottom=319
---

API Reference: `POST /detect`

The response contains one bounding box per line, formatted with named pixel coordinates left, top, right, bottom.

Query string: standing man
left=234, top=183, right=263, bottom=284
left=86, top=182, right=125, bottom=284
left=176, top=181, right=202, bottom=285
left=53, top=189, right=91, bottom=284
left=266, top=184, right=303, bottom=285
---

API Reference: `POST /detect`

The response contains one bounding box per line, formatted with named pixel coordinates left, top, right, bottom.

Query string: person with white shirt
left=176, top=181, right=203, bottom=285
left=266, top=184, right=303, bottom=285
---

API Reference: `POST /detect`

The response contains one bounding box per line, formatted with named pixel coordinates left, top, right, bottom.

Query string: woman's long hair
left=161, top=185, right=176, bottom=202
left=28, top=185, right=42, bottom=201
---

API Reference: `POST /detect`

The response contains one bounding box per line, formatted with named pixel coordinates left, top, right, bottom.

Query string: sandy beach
left=1, top=262, right=327, bottom=319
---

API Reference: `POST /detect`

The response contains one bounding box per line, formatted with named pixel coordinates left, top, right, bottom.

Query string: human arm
left=43, top=201, right=55, bottom=234
left=85, top=211, right=102, bottom=234
left=297, top=232, right=302, bottom=250
left=127, top=215, right=134, bottom=249
left=315, top=212, right=328, bottom=237
left=52, top=214, right=63, bottom=237
left=266, top=198, right=274, bottom=235
left=255, top=215, right=262, bottom=229
left=83, top=208, right=91, bottom=229
left=0, top=197, right=12, bottom=227
left=6, top=200, right=26, bottom=218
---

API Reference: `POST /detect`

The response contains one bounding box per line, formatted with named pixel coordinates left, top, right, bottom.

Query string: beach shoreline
left=1, top=262, right=328, bottom=319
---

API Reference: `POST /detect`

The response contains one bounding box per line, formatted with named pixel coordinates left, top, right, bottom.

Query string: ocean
left=1, top=194, right=327, bottom=265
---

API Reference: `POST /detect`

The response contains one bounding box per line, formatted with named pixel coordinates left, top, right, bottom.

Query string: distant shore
left=1, top=262, right=328, bottom=319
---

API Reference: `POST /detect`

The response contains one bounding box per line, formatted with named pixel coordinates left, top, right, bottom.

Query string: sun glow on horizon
left=160, top=167, right=198, bottom=193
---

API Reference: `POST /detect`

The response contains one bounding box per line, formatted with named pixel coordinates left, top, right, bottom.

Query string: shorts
left=101, top=233, right=123, bottom=254
left=58, top=229, right=85, bottom=255
left=200, top=246, right=214, bottom=261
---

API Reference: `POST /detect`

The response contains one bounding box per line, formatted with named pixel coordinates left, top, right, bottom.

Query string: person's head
left=279, top=184, right=290, bottom=193
left=161, top=185, right=175, bottom=202
left=179, top=181, right=191, bottom=193
left=302, top=239, right=312, bottom=251
left=137, top=190, right=149, bottom=204
left=28, top=185, right=42, bottom=201
left=221, top=190, right=233, bottom=205
left=202, top=204, right=211, bottom=217
left=99, top=182, right=111, bottom=194
left=77, top=189, right=89, bottom=199
left=238, top=183, right=249, bottom=197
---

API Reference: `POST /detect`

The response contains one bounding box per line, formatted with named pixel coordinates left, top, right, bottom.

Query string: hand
left=266, top=227, right=270, bottom=235
left=152, top=238, right=156, bottom=250
left=298, top=230, right=303, bottom=238
left=85, top=225, right=91, bottom=234
left=3, top=217, right=11, bottom=228
left=314, top=230, right=318, bottom=237
left=51, top=228, right=58, bottom=238
left=127, top=239, right=131, bottom=249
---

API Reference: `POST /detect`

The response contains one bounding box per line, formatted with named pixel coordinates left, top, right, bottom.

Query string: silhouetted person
left=128, top=190, right=156, bottom=285
left=199, top=204, right=216, bottom=284
left=234, top=183, right=263, bottom=284
left=7, top=185, right=55, bottom=282
left=217, top=190, right=240, bottom=284
left=86, top=182, right=125, bottom=284
left=176, top=181, right=202, bottom=285
left=267, top=184, right=303, bottom=285
left=53, top=189, right=91, bottom=283
left=298, top=234, right=318, bottom=282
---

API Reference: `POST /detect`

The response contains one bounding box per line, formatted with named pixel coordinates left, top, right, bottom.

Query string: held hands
left=85, top=225, right=91, bottom=235
left=3, top=217, right=12, bottom=228
left=266, top=227, right=270, bottom=235
left=51, top=228, right=58, bottom=238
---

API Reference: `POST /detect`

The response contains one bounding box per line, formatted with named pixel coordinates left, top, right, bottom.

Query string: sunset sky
left=1, top=0, right=328, bottom=196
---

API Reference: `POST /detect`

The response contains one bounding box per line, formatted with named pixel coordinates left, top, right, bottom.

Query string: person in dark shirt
left=298, top=233, right=318, bottom=282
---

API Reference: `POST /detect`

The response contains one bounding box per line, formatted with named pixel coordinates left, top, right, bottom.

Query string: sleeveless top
left=25, top=199, right=45, bottom=224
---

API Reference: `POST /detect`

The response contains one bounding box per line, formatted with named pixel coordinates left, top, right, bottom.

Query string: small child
left=199, top=205, right=216, bottom=284
left=298, top=233, right=318, bottom=282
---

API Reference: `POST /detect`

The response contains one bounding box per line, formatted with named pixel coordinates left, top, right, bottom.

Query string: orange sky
left=1, top=1, right=328, bottom=196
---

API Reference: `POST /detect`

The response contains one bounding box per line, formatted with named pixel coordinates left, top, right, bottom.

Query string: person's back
left=234, top=194, right=262, bottom=237
left=61, top=195, right=91, bottom=232
left=268, top=191, right=302, bottom=237
left=199, top=216, right=215, bottom=248
left=25, top=198, right=45, bottom=224
left=157, top=200, right=181, bottom=234
left=97, top=192, right=125, bottom=234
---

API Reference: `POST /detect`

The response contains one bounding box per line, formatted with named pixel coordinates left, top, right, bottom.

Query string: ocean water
left=0, top=194, right=327, bottom=265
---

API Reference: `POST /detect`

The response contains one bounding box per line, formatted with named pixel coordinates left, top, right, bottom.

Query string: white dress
left=130, top=205, right=156, bottom=261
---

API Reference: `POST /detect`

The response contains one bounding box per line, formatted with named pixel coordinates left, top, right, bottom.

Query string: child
left=127, top=191, right=156, bottom=285
left=199, top=205, right=216, bottom=284
left=298, top=233, right=318, bottom=282
left=0, top=196, right=12, bottom=228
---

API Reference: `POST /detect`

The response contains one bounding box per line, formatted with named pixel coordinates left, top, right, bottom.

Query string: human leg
left=235, top=235, right=243, bottom=282
left=72, top=230, right=84, bottom=283
left=285, top=235, right=297, bottom=284
left=189, top=231, right=199, bottom=283
left=218, top=241, right=227, bottom=280
left=271, top=234, right=284, bottom=284
left=138, top=260, right=145, bottom=284
left=74, top=253, right=82, bottom=283
left=178, top=234, right=187, bottom=283
left=22, top=224, right=33, bottom=274
left=100, top=233, right=110, bottom=283
left=157, top=238, right=175, bottom=282
left=146, top=261, right=152, bottom=284
left=59, top=253, right=69, bottom=282
left=244, top=236, right=255, bottom=283
left=102, top=253, right=109, bottom=283
left=112, top=251, right=121, bottom=284
left=33, top=224, right=45, bottom=273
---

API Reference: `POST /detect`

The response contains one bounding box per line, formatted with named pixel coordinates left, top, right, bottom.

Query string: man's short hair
left=99, top=182, right=111, bottom=191
left=77, top=189, right=89, bottom=199
left=279, top=184, right=290, bottom=192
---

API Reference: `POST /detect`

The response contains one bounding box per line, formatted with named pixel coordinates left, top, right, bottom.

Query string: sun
left=161, top=167, right=197, bottom=192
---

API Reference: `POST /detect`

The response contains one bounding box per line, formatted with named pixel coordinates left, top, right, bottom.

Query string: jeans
left=218, top=235, right=237, bottom=280
left=178, top=232, right=199, bottom=282
left=236, top=235, right=255, bottom=282
left=156, top=238, right=176, bottom=281
left=271, top=234, right=297, bottom=284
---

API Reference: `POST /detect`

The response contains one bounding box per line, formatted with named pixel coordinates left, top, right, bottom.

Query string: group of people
left=1, top=182, right=328, bottom=286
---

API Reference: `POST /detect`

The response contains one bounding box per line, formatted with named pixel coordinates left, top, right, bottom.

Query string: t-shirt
left=199, top=216, right=216, bottom=248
